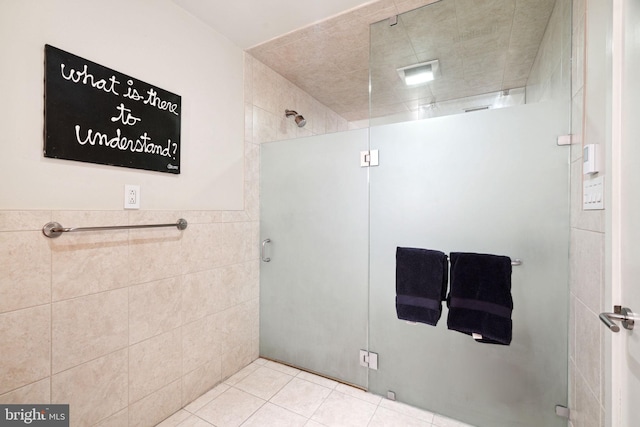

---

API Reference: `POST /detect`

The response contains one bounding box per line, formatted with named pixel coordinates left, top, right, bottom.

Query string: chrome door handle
left=599, top=306, right=635, bottom=332
left=261, top=239, right=271, bottom=262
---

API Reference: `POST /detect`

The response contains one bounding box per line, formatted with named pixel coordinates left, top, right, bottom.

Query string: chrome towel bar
left=446, top=256, right=522, bottom=266
left=42, top=218, right=188, bottom=238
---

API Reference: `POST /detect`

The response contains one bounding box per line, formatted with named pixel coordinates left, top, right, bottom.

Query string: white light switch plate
left=583, top=176, right=604, bottom=210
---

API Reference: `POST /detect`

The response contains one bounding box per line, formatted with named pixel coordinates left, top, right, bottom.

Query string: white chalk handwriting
left=123, top=80, right=144, bottom=101
left=51, top=50, right=181, bottom=171
left=60, top=65, right=180, bottom=117
left=75, top=125, right=178, bottom=160
left=143, top=88, right=179, bottom=116
left=60, top=63, right=120, bottom=95
left=111, top=103, right=142, bottom=126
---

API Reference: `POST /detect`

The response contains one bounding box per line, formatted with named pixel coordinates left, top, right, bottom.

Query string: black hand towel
left=446, top=252, right=513, bottom=345
left=395, top=247, right=448, bottom=326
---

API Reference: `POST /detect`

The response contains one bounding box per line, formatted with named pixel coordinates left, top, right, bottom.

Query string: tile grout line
left=126, top=214, right=131, bottom=425
left=179, top=359, right=459, bottom=427
left=49, top=208, right=54, bottom=405
left=265, top=373, right=323, bottom=424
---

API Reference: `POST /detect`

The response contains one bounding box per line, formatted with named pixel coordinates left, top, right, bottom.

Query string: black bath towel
left=395, top=247, right=448, bottom=326
left=446, top=252, right=513, bottom=345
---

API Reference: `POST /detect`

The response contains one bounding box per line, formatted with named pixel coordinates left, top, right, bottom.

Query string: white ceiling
left=172, top=0, right=375, bottom=49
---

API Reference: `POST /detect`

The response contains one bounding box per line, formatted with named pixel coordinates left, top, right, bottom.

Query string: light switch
left=583, top=176, right=604, bottom=210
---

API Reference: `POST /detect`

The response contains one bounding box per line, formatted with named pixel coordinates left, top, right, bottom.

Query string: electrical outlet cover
left=124, top=185, right=140, bottom=209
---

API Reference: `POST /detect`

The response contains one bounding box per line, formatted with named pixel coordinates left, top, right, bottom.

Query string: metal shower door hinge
left=557, top=134, right=572, bottom=146
left=360, top=150, right=379, bottom=167
left=359, top=350, right=378, bottom=370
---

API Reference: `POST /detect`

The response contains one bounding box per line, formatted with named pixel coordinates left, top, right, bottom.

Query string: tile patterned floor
left=156, top=359, right=475, bottom=427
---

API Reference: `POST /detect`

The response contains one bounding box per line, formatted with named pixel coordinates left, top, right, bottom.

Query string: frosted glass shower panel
left=368, top=102, right=570, bottom=427
left=260, top=129, right=370, bottom=387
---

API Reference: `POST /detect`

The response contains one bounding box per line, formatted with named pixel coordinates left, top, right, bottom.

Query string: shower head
left=285, top=109, right=306, bottom=127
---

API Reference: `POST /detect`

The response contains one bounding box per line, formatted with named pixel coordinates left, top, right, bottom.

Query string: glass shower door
left=367, top=101, right=570, bottom=426
left=259, top=129, right=370, bottom=387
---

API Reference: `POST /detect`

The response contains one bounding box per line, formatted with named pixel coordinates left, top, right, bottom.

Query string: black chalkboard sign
left=44, top=44, right=181, bottom=174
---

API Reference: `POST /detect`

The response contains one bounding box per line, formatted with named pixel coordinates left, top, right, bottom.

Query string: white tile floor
left=156, top=358, right=475, bottom=427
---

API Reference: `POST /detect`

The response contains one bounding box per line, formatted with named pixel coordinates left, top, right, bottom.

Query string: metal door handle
left=599, top=306, right=635, bottom=332
left=261, top=239, right=271, bottom=262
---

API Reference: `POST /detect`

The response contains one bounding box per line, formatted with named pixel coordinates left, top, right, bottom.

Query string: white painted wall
left=0, top=0, right=244, bottom=210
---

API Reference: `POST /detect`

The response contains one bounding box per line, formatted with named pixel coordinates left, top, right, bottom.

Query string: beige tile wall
left=526, top=0, right=572, bottom=103
left=0, top=47, right=345, bottom=427
left=0, top=179, right=260, bottom=426
left=569, top=0, right=606, bottom=426
left=245, top=54, right=350, bottom=145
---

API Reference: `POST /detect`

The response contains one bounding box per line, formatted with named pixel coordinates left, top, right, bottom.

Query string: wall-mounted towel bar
left=42, top=218, right=188, bottom=238
left=445, top=256, right=522, bottom=266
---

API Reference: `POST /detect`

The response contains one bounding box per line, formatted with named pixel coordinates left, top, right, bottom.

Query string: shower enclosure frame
left=259, top=1, right=573, bottom=426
